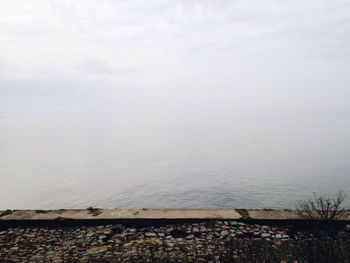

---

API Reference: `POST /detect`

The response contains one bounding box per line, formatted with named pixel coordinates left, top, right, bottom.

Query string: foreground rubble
left=0, top=220, right=349, bottom=262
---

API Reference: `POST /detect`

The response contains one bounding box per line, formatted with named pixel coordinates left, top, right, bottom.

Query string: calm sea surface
left=1, top=113, right=349, bottom=209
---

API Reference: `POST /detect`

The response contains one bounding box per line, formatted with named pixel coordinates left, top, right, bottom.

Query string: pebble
left=98, top=235, right=107, bottom=240
left=220, top=230, right=228, bottom=237
left=253, top=232, right=260, bottom=237
left=236, top=231, right=244, bottom=236
left=145, top=232, right=157, bottom=237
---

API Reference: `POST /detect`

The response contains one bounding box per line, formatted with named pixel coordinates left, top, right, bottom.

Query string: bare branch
left=296, top=191, right=347, bottom=221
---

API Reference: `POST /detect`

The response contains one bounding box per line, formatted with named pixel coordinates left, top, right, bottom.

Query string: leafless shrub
left=296, top=191, right=346, bottom=221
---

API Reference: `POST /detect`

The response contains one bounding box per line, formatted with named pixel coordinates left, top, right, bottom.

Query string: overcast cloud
left=1, top=0, right=350, bottom=116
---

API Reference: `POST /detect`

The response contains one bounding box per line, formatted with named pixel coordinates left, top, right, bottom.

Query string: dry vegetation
left=296, top=191, right=347, bottom=221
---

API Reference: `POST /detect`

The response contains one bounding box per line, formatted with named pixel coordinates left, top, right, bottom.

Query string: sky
left=1, top=0, right=350, bottom=117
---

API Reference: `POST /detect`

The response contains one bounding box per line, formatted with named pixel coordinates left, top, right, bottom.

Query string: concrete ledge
left=0, top=209, right=241, bottom=221
left=246, top=209, right=350, bottom=221
left=247, top=209, right=301, bottom=220
left=1, top=209, right=349, bottom=223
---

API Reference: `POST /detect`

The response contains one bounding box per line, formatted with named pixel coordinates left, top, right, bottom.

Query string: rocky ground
left=0, top=221, right=349, bottom=262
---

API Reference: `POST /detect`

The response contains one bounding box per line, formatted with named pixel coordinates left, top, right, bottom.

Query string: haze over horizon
left=1, top=0, right=350, bottom=118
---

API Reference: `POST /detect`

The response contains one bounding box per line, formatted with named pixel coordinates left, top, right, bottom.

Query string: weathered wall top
left=0, top=209, right=349, bottom=222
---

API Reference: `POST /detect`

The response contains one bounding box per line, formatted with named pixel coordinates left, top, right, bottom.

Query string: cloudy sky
left=1, top=0, right=350, bottom=116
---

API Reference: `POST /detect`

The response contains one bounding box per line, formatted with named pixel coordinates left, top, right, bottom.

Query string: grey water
left=0, top=113, right=350, bottom=210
